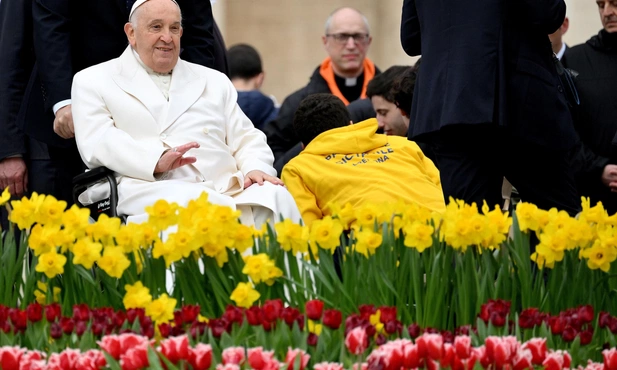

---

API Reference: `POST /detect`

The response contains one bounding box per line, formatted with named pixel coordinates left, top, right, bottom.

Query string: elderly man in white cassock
left=71, top=0, right=301, bottom=226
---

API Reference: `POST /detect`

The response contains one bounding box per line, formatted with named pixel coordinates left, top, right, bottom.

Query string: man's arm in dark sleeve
left=0, top=0, right=32, bottom=159
left=32, top=0, right=73, bottom=112
left=176, top=0, right=215, bottom=68
left=518, top=0, right=566, bottom=33
left=263, top=89, right=306, bottom=163
left=401, top=0, right=421, bottom=56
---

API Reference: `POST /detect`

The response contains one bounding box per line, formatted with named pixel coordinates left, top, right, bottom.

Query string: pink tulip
left=0, top=346, right=25, bottom=370
left=512, top=348, right=533, bottom=370
left=222, top=347, right=245, bottom=365
left=285, top=348, right=310, bottom=370
left=345, top=327, right=369, bottom=355
left=454, top=335, right=472, bottom=359
left=604, top=348, right=617, bottom=370
left=120, top=344, right=150, bottom=370
left=216, top=365, right=241, bottom=370
left=76, top=350, right=107, bottom=370
left=416, top=333, right=444, bottom=361
left=314, top=362, right=345, bottom=370
left=542, top=350, right=572, bottom=370
left=521, top=337, right=547, bottom=365
left=189, top=343, right=213, bottom=370
left=46, top=349, right=81, bottom=370
left=247, top=347, right=276, bottom=370
left=158, top=335, right=190, bottom=364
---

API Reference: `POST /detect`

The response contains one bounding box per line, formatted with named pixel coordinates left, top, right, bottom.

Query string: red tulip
left=521, top=338, right=547, bottom=365
left=307, top=333, right=319, bottom=346
left=323, top=309, right=342, bottom=330
left=379, top=306, right=397, bottom=324
left=345, top=327, right=369, bottom=355
left=358, top=305, right=377, bottom=320
left=305, top=299, right=324, bottom=321
left=580, top=328, right=593, bottom=345
left=126, top=308, right=144, bottom=324
left=188, top=343, right=212, bottom=370
left=281, top=307, right=301, bottom=328
left=245, top=306, right=263, bottom=326
left=263, top=299, right=283, bottom=322
left=285, top=348, right=310, bottom=370
left=9, top=309, right=27, bottom=331
left=181, top=304, right=201, bottom=324
left=209, top=318, right=228, bottom=338
left=578, top=305, right=594, bottom=323
left=408, top=323, right=422, bottom=338
left=26, top=303, right=43, bottom=323
left=72, top=304, right=91, bottom=322
left=561, top=326, right=577, bottom=342
left=604, top=348, right=617, bottom=370
left=518, top=307, right=539, bottom=329
left=222, top=347, right=245, bottom=365
left=0, top=346, right=25, bottom=370
left=223, top=305, right=244, bottom=326
left=159, top=335, right=190, bottom=364
left=60, top=317, right=75, bottom=335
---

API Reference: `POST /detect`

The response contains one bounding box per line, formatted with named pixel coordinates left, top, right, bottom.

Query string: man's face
left=322, top=8, right=372, bottom=77
left=371, top=95, right=408, bottom=137
left=125, top=0, right=183, bottom=73
left=597, top=0, right=617, bottom=33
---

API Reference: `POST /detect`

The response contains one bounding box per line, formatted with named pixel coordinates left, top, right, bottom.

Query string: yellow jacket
left=282, top=119, right=445, bottom=226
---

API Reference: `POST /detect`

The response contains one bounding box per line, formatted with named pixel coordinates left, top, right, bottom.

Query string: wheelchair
left=72, top=167, right=121, bottom=221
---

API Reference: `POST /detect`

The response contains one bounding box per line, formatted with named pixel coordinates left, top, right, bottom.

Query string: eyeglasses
left=326, top=33, right=370, bottom=45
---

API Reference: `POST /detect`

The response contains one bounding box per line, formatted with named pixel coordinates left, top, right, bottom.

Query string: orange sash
left=319, top=57, right=376, bottom=106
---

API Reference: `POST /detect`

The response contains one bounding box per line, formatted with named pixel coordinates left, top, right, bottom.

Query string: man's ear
left=562, top=17, right=569, bottom=35
left=349, top=120, right=353, bottom=126
left=398, top=108, right=409, bottom=119
left=255, top=72, right=265, bottom=89
left=124, top=23, right=136, bottom=47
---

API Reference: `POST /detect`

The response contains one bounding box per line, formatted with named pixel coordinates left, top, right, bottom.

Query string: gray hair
left=129, top=0, right=183, bottom=27
left=324, top=7, right=370, bottom=35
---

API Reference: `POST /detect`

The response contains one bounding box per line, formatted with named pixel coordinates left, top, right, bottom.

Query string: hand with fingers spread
left=243, top=170, right=284, bottom=189
left=54, top=105, right=75, bottom=139
left=0, top=157, right=28, bottom=197
left=154, top=142, right=200, bottom=174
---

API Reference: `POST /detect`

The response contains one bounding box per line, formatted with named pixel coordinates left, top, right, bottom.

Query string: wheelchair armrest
left=72, top=167, right=119, bottom=218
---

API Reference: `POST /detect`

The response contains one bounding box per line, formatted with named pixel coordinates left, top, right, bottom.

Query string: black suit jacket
left=19, top=0, right=217, bottom=147
left=401, top=0, right=577, bottom=150
left=0, top=0, right=36, bottom=159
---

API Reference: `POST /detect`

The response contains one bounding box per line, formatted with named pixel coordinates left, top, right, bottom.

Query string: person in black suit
left=11, top=0, right=218, bottom=205
left=401, top=0, right=580, bottom=215
left=0, top=0, right=57, bottom=229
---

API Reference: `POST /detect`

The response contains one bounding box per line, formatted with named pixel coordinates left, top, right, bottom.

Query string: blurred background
left=212, top=0, right=602, bottom=103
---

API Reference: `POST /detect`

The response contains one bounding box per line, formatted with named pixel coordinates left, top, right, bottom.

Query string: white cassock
left=72, top=46, right=301, bottom=227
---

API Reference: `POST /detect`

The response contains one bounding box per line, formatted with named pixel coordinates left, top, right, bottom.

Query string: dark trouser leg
left=427, top=125, right=504, bottom=209
left=505, top=136, right=580, bottom=217
left=46, top=145, right=86, bottom=206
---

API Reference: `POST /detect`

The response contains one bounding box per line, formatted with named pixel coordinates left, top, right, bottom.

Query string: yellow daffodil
left=34, top=281, right=61, bottom=304
left=37, top=195, right=67, bottom=227
left=515, top=202, right=541, bottom=233
left=355, top=203, right=384, bottom=230
left=309, top=216, right=344, bottom=254
left=123, top=281, right=153, bottom=309
left=146, top=294, right=177, bottom=324
left=232, top=224, right=255, bottom=253
left=115, top=223, right=145, bottom=253
left=275, top=218, right=309, bottom=255
left=403, top=221, right=434, bottom=252
left=308, top=320, right=323, bottom=335
left=531, top=252, right=555, bottom=269
left=230, top=282, right=260, bottom=308
left=145, top=199, right=179, bottom=231
left=72, top=238, right=102, bottom=269
left=243, top=254, right=281, bottom=284
left=28, top=224, right=59, bottom=256
left=35, top=249, right=67, bottom=278
left=0, top=187, right=10, bottom=206
left=62, top=204, right=90, bottom=240
left=86, top=213, right=121, bottom=244
left=581, top=242, right=617, bottom=272
left=369, top=310, right=384, bottom=334
left=9, top=192, right=45, bottom=230
left=98, top=246, right=130, bottom=279
left=327, top=202, right=356, bottom=230
left=354, top=229, right=383, bottom=257
left=152, top=238, right=184, bottom=267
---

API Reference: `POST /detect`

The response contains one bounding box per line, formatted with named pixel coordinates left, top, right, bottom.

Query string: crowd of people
left=1, top=0, right=616, bottom=230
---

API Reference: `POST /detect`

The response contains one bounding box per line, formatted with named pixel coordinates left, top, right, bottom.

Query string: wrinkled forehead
left=129, top=0, right=180, bottom=21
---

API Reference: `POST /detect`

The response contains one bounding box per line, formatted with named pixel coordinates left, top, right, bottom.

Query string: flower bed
left=1, top=188, right=617, bottom=368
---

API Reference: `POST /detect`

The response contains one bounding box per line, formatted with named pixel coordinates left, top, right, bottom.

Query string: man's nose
left=602, top=3, right=616, bottom=16
left=160, top=29, right=173, bottom=42
left=344, top=36, right=357, bottom=48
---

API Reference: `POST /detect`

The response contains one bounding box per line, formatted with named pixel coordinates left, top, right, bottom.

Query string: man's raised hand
left=154, top=142, right=200, bottom=174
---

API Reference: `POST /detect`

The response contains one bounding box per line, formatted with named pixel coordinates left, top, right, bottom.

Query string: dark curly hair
left=390, top=67, right=417, bottom=117
left=366, top=65, right=410, bottom=102
left=293, top=94, right=351, bottom=145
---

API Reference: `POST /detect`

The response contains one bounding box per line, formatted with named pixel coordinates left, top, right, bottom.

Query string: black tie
left=126, top=0, right=137, bottom=12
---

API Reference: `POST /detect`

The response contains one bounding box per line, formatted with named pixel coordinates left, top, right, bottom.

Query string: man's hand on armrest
left=243, top=170, right=284, bottom=189
left=154, top=142, right=200, bottom=175
left=54, top=104, right=75, bottom=139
